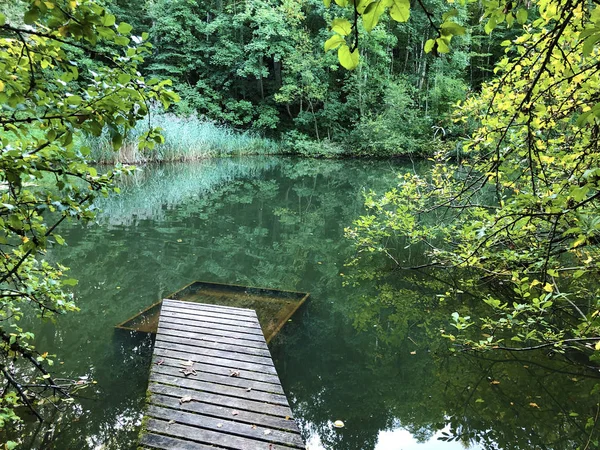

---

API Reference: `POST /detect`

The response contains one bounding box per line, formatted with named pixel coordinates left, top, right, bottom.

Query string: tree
left=0, top=0, right=176, bottom=439
left=346, top=0, right=600, bottom=362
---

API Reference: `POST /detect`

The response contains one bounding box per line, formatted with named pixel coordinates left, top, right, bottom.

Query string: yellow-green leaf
left=331, top=18, right=352, bottom=36
left=117, top=22, right=133, bottom=34
left=389, top=0, right=410, bottom=22
left=363, top=0, right=391, bottom=32
left=338, top=45, right=359, bottom=70
left=357, top=0, right=372, bottom=14
left=573, top=270, right=585, bottom=279
left=325, top=35, right=346, bottom=52
left=436, top=38, right=450, bottom=53
left=424, top=39, right=435, bottom=53
left=583, top=32, right=600, bottom=57
left=440, top=21, right=465, bottom=36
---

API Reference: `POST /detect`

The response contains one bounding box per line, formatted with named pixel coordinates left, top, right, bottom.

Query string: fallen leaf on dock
left=217, top=423, right=223, bottom=428
left=264, top=430, right=271, bottom=435
left=251, top=425, right=257, bottom=429
left=155, top=359, right=164, bottom=366
left=182, top=360, right=194, bottom=367
left=232, top=410, right=239, bottom=416
left=230, top=370, right=240, bottom=377
left=179, top=396, right=192, bottom=404
left=168, top=420, right=175, bottom=425
left=246, top=387, right=252, bottom=392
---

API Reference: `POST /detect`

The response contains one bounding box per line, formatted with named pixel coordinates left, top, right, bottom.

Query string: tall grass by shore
left=81, top=113, right=279, bottom=164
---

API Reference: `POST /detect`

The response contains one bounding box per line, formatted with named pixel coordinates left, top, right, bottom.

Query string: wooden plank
left=160, top=303, right=259, bottom=326
left=141, top=300, right=305, bottom=449
left=149, top=372, right=289, bottom=406
left=140, top=432, right=226, bottom=450
left=159, top=314, right=264, bottom=336
left=162, top=299, right=256, bottom=317
left=153, top=340, right=274, bottom=367
left=149, top=393, right=300, bottom=433
left=152, top=364, right=285, bottom=395
left=154, top=333, right=271, bottom=358
left=153, top=347, right=277, bottom=375
left=160, top=309, right=263, bottom=331
left=156, top=327, right=270, bottom=354
left=151, top=356, right=282, bottom=385
left=148, top=382, right=292, bottom=418
left=146, top=418, right=298, bottom=450
left=146, top=405, right=305, bottom=448
left=158, top=321, right=267, bottom=344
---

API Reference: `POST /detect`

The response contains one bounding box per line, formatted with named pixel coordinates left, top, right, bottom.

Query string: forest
left=2, top=0, right=600, bottom=449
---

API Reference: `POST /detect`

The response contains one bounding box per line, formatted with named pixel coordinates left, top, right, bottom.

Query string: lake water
left=16, top=157, right=599, bottom=449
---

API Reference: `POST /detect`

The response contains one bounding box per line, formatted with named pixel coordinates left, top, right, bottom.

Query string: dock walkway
left=139, top=298, right=305, bottom=450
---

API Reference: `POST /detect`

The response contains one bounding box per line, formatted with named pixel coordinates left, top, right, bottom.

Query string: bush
left=280, top=131, right=347, bottom=158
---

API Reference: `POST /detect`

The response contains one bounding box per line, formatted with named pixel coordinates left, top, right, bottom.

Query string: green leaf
left=24, top=9, right=39, bottom=25
left=323, top=0, right=331, bottom=6
left=583, top=32, right=600, bottom=57
left=484, top=16, right=497, bottom=34
left=103, top=14, right=116, bottom=27
left=573, top=270, right=585, bottom=279
left=389, top=0, right=410, bottom=22
left=338, top=45, right=359, bottom=70
left=363, top=0, right=391, bottom=32
left=442, top=8, right=458, bottom=21
left=117, top=22, right=133, bottom=34
left=118, top=73, right=131, bottom=84
left=325, top=35, right=346, bottom=52
left=424, top=39, right=435, bottom=53
left=0, top=13, right=6, bottom=26
left=331, top=18, right=352, bottom=36
left=516, top=8, right=528, bottom=24
left=66, top=95, right=82, bottom=106
left=436, top=38, right=450, bottom=53
left=440, top=21, right=466, bottom=36
left=62, top=278, right=79, bottom=287
left=114, top=36, right=130, bottom=46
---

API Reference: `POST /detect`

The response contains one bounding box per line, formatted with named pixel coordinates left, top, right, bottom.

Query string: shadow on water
left=10, top=156, right=600, bottom=449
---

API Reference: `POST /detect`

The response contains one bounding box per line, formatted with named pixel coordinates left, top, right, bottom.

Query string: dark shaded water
left=16, top=157, right=599, bottom=449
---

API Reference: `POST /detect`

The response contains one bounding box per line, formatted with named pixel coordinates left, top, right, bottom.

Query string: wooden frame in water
left=114, top=281, right=310, bottom=343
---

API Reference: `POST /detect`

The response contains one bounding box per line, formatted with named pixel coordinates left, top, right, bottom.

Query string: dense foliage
left=5, top=0, right=600, bottom=447
left=0, top=0, right=174, bottom=441
left=347, top=0, right=600, bottom=366
left=106, top=0, right=513, bottom=156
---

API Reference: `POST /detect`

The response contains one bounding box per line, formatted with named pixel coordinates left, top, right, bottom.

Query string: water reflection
left=14, top=156, right=599, bottom=449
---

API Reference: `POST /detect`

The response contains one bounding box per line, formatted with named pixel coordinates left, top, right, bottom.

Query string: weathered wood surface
left=140, top=299, right=305, bottom=450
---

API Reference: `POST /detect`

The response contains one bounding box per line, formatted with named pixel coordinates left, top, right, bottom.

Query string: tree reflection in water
left=10, top=157, right=599, bottom=449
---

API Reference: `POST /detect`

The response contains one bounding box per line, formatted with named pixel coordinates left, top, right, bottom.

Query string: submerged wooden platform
left=139, top=299, right=306, bottom=450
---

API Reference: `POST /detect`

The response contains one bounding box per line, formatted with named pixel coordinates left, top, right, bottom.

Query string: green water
left=17, top=157, right=599, bottom=449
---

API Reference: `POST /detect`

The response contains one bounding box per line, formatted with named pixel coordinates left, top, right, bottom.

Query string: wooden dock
left=139, top=299, right=306, bottom=450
